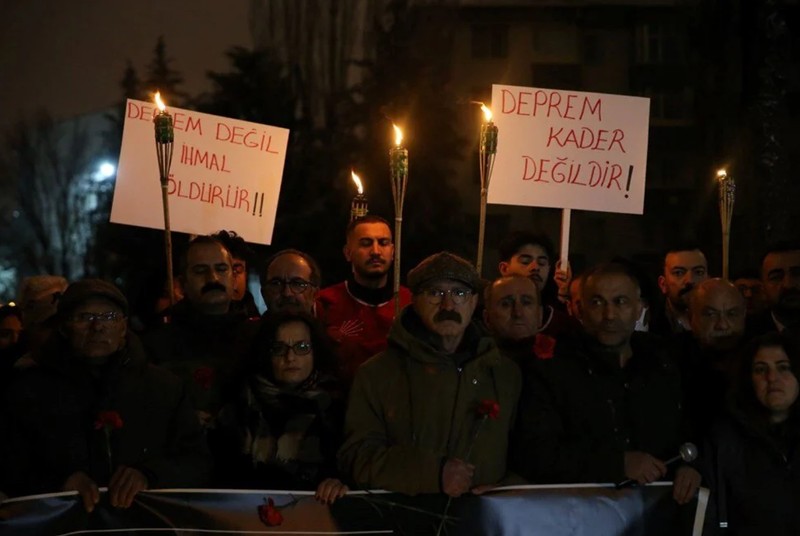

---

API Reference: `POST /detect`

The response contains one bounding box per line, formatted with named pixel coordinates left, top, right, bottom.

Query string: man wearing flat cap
left=338, top=252, right=521, bottom=496
left=1, top=279, right=210, bottom=511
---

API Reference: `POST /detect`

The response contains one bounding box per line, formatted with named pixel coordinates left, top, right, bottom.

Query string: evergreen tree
left=144, top=35, right=189, bottom=105
left=338, top=0, right=469, bottom=274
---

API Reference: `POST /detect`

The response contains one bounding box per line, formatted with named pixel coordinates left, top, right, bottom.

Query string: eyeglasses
left=270, top=341, right=313, bottom=357
left=263, top=278, right=314, bottom=294
left=421, top=287, right=473, bottom=305
left=69, top=312, right=125, bottom=324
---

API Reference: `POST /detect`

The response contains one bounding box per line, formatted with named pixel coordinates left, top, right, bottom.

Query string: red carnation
left=477, top=399, right=500, bottom=420
left=258, top=497, right=284, bottom=526
left=94, top=410, right=124, bottom=431
left=193, top=366, right=215, bottom=391
left=533, top=333, right=557, bottom=360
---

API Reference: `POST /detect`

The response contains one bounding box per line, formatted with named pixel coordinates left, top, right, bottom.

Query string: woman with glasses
left=704, top=332, right=800, bottom=535
left=216, top=312, right=348, bottom=503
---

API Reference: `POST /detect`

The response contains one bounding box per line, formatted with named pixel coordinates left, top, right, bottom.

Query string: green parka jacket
left=338, top=308, right=521, bottom=495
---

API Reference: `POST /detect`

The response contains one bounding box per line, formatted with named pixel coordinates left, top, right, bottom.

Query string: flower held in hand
left=258, top=497, right=284, bottom=526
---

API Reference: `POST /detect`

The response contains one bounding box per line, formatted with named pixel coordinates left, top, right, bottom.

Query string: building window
left=645, top=87, right=694, bottom=121
left=532, top=25, right=579, bottom=62
left=531, top=64, right=583, bottom=91
left=582, top=34, right=603, bottom=65
left=635, top=23, right=688, bottom=64
left=471, top=24, right=509, bottom=59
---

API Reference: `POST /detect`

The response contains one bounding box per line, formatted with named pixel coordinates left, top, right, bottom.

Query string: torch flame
left=716, top=169, right=727, bottom=180
left=481, top=103, right=493, bottom=122
left=393, top=124, right=403, bottom=147
left=351, top=170, right=364, bottom=195
left=155, top=91, right=166, bottom=112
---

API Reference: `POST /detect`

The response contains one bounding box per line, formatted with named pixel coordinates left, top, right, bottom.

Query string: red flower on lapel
left=533, top=333, right=557, bottom=359
left=94, top=410, right=124, bottom=431
left=193, top=366, right=215, bottom=390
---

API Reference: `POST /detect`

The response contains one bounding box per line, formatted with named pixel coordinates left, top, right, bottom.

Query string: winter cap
left=18, top=275, right=69, bottom=327
left=57, top=279, right=129, bottom=317
left=407, top=252, right=483, bottom=293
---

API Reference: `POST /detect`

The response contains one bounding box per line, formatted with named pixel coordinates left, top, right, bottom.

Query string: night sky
left=0, top=0, right=251, bottom=131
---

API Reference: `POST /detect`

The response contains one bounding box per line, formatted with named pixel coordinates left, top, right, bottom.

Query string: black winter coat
left=1, top=333, right=211, bottom=497
left=511, top=331, right=686, bottom=483
left=703, top=412, right=800, bottom=536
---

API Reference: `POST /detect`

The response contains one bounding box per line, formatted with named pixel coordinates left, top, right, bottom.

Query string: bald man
left=483, top=276, right=542, bottom=364
left=681, top=279, right=747, bottom=443
left=688, top=278, right=747, bottom=352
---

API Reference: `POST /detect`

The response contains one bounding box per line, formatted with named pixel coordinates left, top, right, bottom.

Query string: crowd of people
left=0, top=216, right=798, bottom=535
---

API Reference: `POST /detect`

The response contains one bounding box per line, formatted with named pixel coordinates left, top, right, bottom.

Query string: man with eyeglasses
left=143, top=235, right=260, bottom=431
left=317, top=216, right=412, bottom=385
left=260, top=249, right=321, bottom=316
left=1, top=279, right=209, bottom=510
left=339, top=252, right=521, bottom=497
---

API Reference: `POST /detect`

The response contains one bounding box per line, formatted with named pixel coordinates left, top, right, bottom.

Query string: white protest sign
left=111, top=99, right=290, bottom=244
left=488, top=85, right=649, bottom=215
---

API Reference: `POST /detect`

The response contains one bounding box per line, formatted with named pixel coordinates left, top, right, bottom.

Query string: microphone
left=615, top=442, right=698, bottom=489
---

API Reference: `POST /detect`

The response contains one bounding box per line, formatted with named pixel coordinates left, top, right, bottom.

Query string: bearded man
left=316, top=216, right=411, bottom=385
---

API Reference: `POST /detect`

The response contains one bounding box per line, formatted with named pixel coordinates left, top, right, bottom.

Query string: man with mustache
left=260, top=249, right=321, bottom=316
left=2, top=279, right=209, bottom=509
left=316, top=216, right=412, bottom=385
left=747, top=243, right=800, bottom=337
left=339, top=252, right=521, bottom=497
left=651, top=244, right=708, bottom=337
left=512, top=263, right=700, bottom=504
left=143, top=235, right=259, bottom=431
left=679, top=279, right=746, bottom=444
left=213, top=230, right=260, bottom=318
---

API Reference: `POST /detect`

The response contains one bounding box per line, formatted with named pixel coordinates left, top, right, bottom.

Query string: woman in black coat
left=704, top=331, right=800, bottom=535
left=215, top=312, right=347, bottom=504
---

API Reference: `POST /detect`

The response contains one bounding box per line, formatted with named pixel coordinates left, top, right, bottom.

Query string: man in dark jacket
left=143, top=235, right=259, bottom=429
left=483, top=275, right=543, bottom=365
left=2, top=279, right=210, bottom=511
left=679, top=278, right=746, bottom=444
left=339, top=252, right=521, bottom=496
left=512, top=262, right=700, bottom=503
left=747, top=243, right=800, bottom=337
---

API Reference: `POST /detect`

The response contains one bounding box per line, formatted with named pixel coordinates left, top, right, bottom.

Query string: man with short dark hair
left=497, top=231, right=571, bottom=336
left=339, top=252, right=521, bottom=496
left=260, top=249, right=321, bottom=316
left=748, top=243, right=800, bottom=336
left=733, top=273, right=768, bottom=318
left=317, top=216, right=412, bottom=384
left=143, top=236, right=258, bottom=429
left=651, top=244, right=708, bottom=337
left=213, top=230, right=259, bottom=318
left=2, top=279, right=209, bottom=509
left=512, top=263, right=699, bottom=504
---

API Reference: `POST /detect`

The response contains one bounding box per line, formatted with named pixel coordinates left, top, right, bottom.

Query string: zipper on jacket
left=444, top=366, right=464, bottom=456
